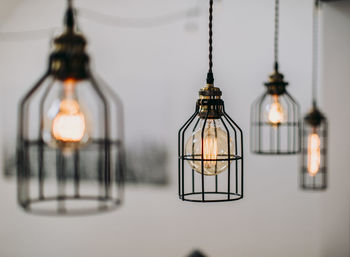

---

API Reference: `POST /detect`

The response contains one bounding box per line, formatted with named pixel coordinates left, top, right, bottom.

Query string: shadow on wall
left=329, top=1, right=350, bottom=17
left=321, top=1, right=350, bottom=257
left=4, top=140, right=169, bottom=186
left=125, top=141, right=169, bottom=185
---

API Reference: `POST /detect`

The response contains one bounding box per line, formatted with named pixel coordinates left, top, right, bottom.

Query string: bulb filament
left=268, top=95, right=285, bottom=126
left=202, top=128, right=218, bottom=170
left=307, top=131, right=321, bottom=176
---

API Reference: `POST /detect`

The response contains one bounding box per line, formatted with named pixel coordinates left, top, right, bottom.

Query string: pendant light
left=301, top=0, right=327, bottom=190
left=17, top=0, right=125, bottom=215
left=178, top=0, right=243, bottom=202
left=251, top=0, right=301, bottom=155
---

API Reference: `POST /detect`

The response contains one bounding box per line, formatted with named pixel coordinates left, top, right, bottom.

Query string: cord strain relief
left=206, top=72, right=214, bottom=84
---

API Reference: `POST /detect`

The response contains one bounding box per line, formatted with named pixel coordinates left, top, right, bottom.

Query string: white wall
left=320, top=2, right=350, bottom=257
left=0, top=0, right=349, bottom=257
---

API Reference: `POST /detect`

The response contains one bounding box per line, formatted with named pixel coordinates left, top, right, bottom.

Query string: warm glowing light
left=52, top=79, right=86, bottom=143
left=202, top=128, right=218, bottom=170
left=307, top=132, right=321, bottom=176
left=268, top=95, right=285, bottom=126
left=185, top=120, right=234, bottom=176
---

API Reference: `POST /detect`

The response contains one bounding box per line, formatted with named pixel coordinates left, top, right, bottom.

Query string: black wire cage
left=17, top=4, right=125, bottom=215
left=301, top=0, right=328, bottom=191
left=178, top=85, right=243, bottom=202
left=301, top=107, right=327, bottom=190
left=251, top=0, right=301, bottom=155
left=251, top=68, right=301, bottom=155
left=178, top=0, right=243, bottom=202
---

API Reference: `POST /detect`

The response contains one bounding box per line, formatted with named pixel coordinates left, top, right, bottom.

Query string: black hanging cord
left=274, top=0, right=279, bottom=71
left=206, top=0, right=214, bottom=84
left=312, top=0, right=320, bottom=107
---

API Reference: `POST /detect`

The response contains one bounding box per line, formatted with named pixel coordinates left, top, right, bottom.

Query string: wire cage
left=301, top=107, right=327, bottom=190
left=17, top=6, right=124, bottom=215
left=251, top=70, right=301, bottom=155
left=178, top=85, right=243, bottom=202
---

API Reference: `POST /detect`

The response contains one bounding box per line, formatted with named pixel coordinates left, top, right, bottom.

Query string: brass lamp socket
left=264, top=70, right=289, bottom=95
left=49, top=29, right=90, bottom=81
left=197, top=84, right=224, bottom=119
left=304, top=106, right=325, bottom=127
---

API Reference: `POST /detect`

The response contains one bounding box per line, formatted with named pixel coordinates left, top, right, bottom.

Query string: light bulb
left=265, top=95, right=286, bottom=126
left=307, top=130, right=321, bottom=176
left=52, top=99, right=86, bottom=143
left=185, top=119, right=234, bottom=176
left=45, top=78, right=89, bottom=149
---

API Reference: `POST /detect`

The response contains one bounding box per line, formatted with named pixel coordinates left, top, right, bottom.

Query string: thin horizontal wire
left=0, top=27, right=58, bottom=41
left=0, top=5, right=202, bottom=41
left=78, top=6, right=202, bottom=28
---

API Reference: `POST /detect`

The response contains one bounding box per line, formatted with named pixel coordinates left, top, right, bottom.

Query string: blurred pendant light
left=178, top=0, right=243, bottom=202
left=301, top=0, right=328, bottom=190
left=17, top=0, right=125, bottom=215
left=251, top=0, right=301, bottom=155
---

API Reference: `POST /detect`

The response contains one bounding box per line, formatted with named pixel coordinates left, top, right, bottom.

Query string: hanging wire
left=206, top=0, right=214, bottom=84
left=274, top=0, right=279, bottom=71
left=312, top=0, right=320, bottom=106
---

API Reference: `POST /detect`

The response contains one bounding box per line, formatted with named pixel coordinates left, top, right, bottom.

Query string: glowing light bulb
left=266, top=95, right=285, bottom=126
left=307, top=131, right=321, bottom=176
left=52, top=99, right=85, bottom=142
left=185, top=120, right=234, bottom=176
left=51, top=79, right=88, bottom=147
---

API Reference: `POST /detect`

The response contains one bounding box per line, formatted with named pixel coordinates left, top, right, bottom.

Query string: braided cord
left=274, top=0, right=279, bottom=71
left=206, top=0, right=214, bottom=84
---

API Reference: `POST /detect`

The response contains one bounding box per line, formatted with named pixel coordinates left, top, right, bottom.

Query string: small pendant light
left=178, top=0, right=243, bottom=202
left=301, top=0, right=328, bottom=190
left=17, top=0, right=125, bottom=215
left=251, top=0, right=301, bottom=155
